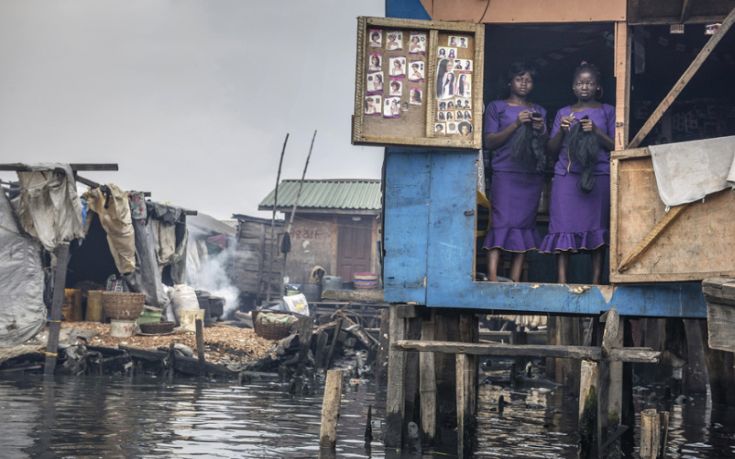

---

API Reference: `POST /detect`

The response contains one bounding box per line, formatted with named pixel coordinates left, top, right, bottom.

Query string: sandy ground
left=61, top=322, right=275, bottom=367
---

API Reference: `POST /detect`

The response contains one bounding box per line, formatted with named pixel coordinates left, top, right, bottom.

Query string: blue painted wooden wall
left=381, top=0, right=707, bottom=318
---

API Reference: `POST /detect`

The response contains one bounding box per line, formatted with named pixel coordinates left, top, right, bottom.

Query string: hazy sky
left=0, top=1, right=385, bottom=219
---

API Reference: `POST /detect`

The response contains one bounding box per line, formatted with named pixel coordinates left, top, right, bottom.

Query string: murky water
left=0, top=370, right=733, bottom=458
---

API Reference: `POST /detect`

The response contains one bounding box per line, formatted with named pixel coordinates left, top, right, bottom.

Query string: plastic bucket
left=110, top=319, right=136, bottom=337
left=86, top=290, right=104, bottom=322
left=179, top=309, right=205, bottom=332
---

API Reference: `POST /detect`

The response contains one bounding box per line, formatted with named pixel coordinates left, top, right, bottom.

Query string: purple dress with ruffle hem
left=482, top=100, right=547, bottom=253
left=539, top=104, right=615, bottom=253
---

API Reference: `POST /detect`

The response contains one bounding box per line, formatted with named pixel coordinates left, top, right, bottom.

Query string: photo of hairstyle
left=408, top=61, right=424, bottom=82
left=409, top=88, right=423, bottom=105
left=458, top=121, right=472, bottom=136
left=366, top=71, right=383, bottom=94
left=368, top=53, right=382, bottom=72
left=408, top=33, right=426, bottom=54
left=383, top=96, right=401, bottom=118
left=389, top=57, right=406, bottom=77
left=435, top=59, right=455, bottom=99
left=447, top=122, right=458, bottom=134
left=389, top=79, right=403, bottom=96
left=457, top=74, right=471, bottom=98
left=368, top=29, right=382, bottom=48
left=434, top=123, right=445, bottom=134
left=386, top=31, right=403, bottom=51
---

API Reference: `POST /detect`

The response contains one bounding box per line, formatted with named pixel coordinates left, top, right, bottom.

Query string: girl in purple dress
left=483, top=62, right=547, bottom=282
left=540, top=62, right=615, bottom=284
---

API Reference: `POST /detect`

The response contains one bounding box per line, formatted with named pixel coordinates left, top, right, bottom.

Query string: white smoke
left=186, top=230, right=240, bottom=319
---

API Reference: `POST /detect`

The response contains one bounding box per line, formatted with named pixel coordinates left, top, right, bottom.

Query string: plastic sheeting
left=83, top=184, right=136, bottom=274
left=0, top=191, right=46, bottom=347
left=650, top=135, right=735, bottom=208
left=14, top=164, right=84, bottom=251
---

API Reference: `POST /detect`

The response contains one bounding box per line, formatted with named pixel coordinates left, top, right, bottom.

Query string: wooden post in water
left=419, top=312, right=437, bottom=444
left=375, top=308, right=390, bottom=386
left=325, top=318, right=343, bottom=372
left=384, top=304, right=406, bottom=448
left=639, top=409, right=661, bottom=459
left=456, top=313, right=479, bottom=459
left=195, top=318, right=206, bottom=376
left=578, top=360, right=599, bottom=458
left=45, top=243, right=70, bottom=377
left=597, top=308, right=624, bottom=459
left=319, top=369, right=344, bottom=450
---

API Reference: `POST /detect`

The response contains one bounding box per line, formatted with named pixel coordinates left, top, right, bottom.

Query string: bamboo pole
left=266, top=133, right=289, bottom=302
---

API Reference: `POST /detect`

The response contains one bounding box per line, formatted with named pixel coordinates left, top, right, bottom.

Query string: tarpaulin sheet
left=0, top=191, right=45, bottom=347
left=14, top=164, right=84, bottom=251
left=650, top=136, right=735, bottom=208
left=84, top=184, right=136, bottom=274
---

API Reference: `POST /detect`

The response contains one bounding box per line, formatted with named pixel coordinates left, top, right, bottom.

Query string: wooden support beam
left=419, top=314, right=437, bottom=444
left=0, top=163, right=119, bottom=171
left=384, top=305, right=406, bottom=448
left=617, top=205, right=687, bottom=272
left=44, top=243, right=70, bottom=377
left=393, top=340, right=660, bottom=363
left=614, top=22, right=631, bottom=151
left=375, top=309, right=390, bottom=385
left=628, top=6, right=735, bottom=148
left=319, top=369, right=344, bottom=450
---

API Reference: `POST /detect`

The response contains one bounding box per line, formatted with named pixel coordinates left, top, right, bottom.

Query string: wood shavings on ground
left=61, top=322, right=275, bottom=366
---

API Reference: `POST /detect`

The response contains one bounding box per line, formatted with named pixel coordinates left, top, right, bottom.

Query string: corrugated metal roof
left=258, top=179, right=381, bottom=211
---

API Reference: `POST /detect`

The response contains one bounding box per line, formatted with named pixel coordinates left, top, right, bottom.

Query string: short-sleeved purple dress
left=539, top=104, right=615, bottom=253
left=482, top=100, right=547, bottom=253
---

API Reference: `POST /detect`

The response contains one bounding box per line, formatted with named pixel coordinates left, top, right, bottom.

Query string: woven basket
left=252, top=310, right=295, bottom=340
left=102, top=292, right=145, bottom=320
left=139, top=321, right=175, bottom=335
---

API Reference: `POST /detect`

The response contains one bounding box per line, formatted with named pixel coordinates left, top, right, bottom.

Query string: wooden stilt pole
left=384, top=304, right=406, bottom=449
left=375, top=308, right=390, bottom=386
left=598, top=308, right=624, bottom=459
left=44, top=243, right=70, bottom=377
left=456, top=353, right=470, bottom=459
left=403, top=316, right=422, bottom=430
left=419, top=312, right=437, bottom=445
left=319, top=369, right=344, bottom=450
left=579, top=360, right=599, bottom=458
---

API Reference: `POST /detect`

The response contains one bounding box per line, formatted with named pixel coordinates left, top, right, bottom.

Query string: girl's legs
left=557, top=252, right=569, bottom=284
left=591, top=247, right=604, bottom=285
left=487, top=248, right=501, bottom=281
left=510, top=253, right=526, bottom=282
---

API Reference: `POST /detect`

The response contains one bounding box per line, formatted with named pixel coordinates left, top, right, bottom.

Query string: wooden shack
left=258, top=179, right=381, bottom=285
left=366, top=0, right=735, bottom=456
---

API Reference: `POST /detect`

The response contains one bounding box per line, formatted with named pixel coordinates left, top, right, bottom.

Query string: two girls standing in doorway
left=484, top=61, right=615, bottom=284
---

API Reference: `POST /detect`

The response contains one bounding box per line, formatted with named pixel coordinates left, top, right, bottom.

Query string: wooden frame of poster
left=352, top=17, right=484, bottom=149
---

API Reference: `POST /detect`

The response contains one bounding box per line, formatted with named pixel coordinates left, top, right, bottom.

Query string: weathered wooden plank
left=628, top=6, right=735, bottom=148
left=393, top=340, right=660, bottom=363
left=385, top=305, right=406, bottom=448
left=705, top=301, right=735, bottom=353
left=321, top=289, right=385, bottom=304
left=614, top=22, right=631, bottom=151
left=617, top=205, right=687, bottom=273
left=456, top=353, right=471, bottom=459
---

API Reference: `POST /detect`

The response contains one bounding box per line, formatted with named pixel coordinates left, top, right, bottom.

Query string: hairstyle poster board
left=353, top=17, right=484, bottom=149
